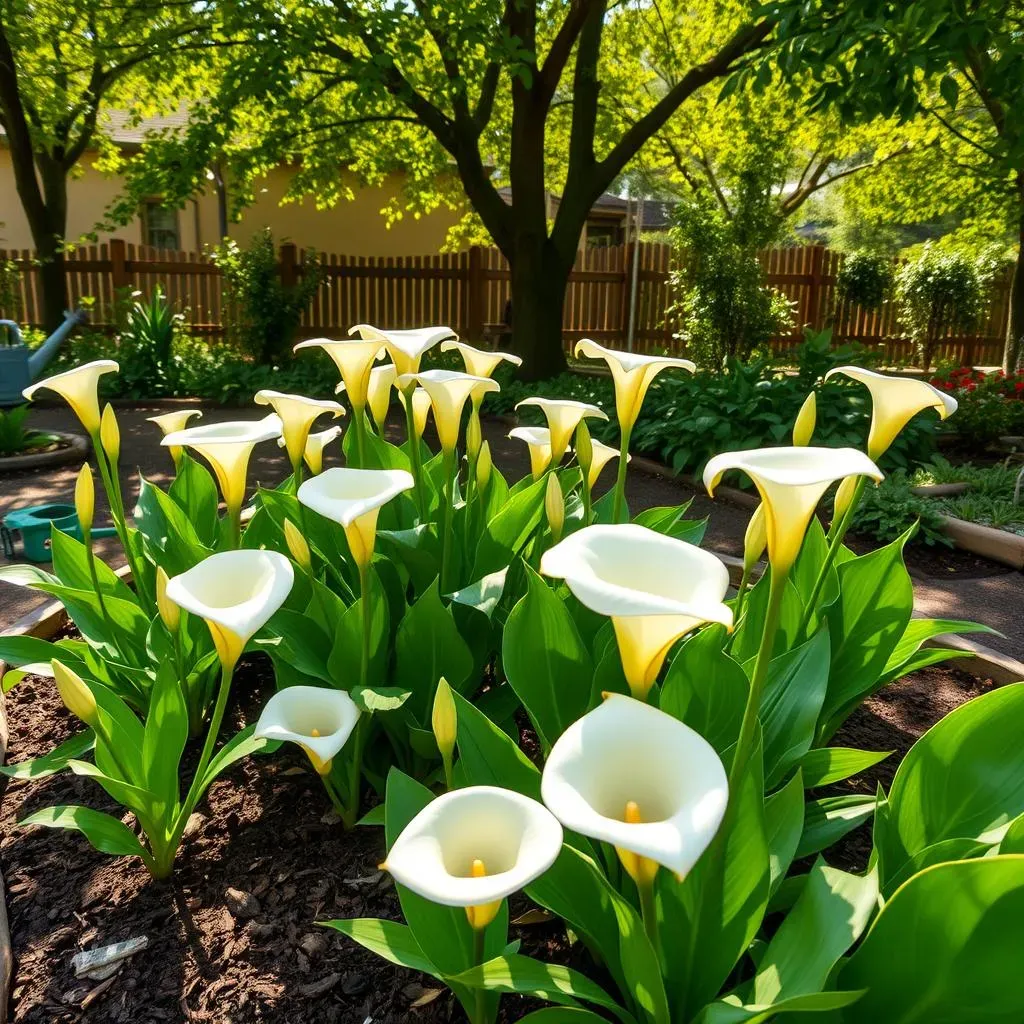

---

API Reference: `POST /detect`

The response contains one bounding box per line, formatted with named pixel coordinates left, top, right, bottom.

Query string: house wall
left=0, top=148, right=463, bottom=255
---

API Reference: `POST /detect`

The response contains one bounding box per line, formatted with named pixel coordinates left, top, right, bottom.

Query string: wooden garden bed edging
left=940, top=516, right=1024, bottom=571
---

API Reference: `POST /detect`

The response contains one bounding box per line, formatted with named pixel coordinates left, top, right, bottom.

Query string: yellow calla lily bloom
left=22, top=359, right=118, bottom=435
left=161, top=415, right=282, bottom=532
left=397, top=387, right=433, bottom=442
left=290, top=425, right=341, bottom=476
left=147, top=408, right=202, bottom=467
left=360, top=363, right=398, bottom=433
left=398, top=370, right=498, bottom=453
left=294, top=337, right=383, bottom=414
left=540, top=524, right=733, bottom=700
left=350, top=324, right=455, bottom=378
left=587, top=438, right=628, bottom=491
left=298, top=466, right=415, bottom=569
left=508, top=426, right=554, bottom=480
left=441, top=339, right=522, bottom=381
left=515, top=397, right=608, bottom=465
left=703, top=446, right=884, bottom=573
left=574, top=339, right=694, bottom=433
left=824, top=365, right=958, bottom=460
left=254, top=390, right=344, bottom=470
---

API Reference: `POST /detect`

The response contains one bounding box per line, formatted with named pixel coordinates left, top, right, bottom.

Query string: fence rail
left=0, top=239, right=1011, bottom=366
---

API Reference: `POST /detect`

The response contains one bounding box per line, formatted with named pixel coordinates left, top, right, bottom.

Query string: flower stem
left=733, top=565, right=752, bottom=623
left=438, top=448, right=456, bottom=593
left=638, top=878, right=660, bottom=961
left=472, top=925, right=487, bottom=1024
left=358, top=564, right=372, bottom=690
left=351, top=408, right=369, bottom=468
left=612, top=423, right=632, bottom=524
left=582, top=478, right=593, bottom=527
left=403, top=398, right=429, bottom=523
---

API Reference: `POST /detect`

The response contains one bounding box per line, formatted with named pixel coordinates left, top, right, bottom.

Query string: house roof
left=496, top=186, right=673, bottom=229
left=98, top=108, right=191, bottom=145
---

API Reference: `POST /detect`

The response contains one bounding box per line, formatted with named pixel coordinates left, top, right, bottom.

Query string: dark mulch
left=0, top=648, right=996, bottom=1022
left=845, top=532, right=1015, bottom=580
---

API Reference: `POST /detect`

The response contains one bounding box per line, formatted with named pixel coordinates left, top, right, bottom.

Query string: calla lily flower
left=540, top=524, right=732, bottom=700
left=298, top=466, right=414, bottom=569
left=381, top=786, right=563, bottom=930
left=279, top=424, right=343, bottom=476
left=574, top=339, right=694, bottom=432
left=357, top=363, right=398, bottom=433
left=254, top=390, right=344, bottom=469
left=397, top=369, right=498, bottom=453
left=441, top=339, right=522, bottom=381
left=396, top=387, right=433, bottom=442
left=541, top=694, right=727, bottom=881
left=703, top=446, right=884, bottom=572
left=351, top=324, right=455, bottom=378
left=508, top=426, right=555, bottom=480
left=516, top=397, right=608, bottom=465
left=824, top=365, right=958, bottom=459
left=148, top=409, right=202, bottom=467
left=588, top=438, right=628, bottom=491
left=161, top=415, right=282, bottom=524
left=294, top=337, right=383, bottom=414
left=254, top=686, right=360, bottom=776
left=165, top=550, right=294, bottom=669
left=23, top=360, right=119, bottom=434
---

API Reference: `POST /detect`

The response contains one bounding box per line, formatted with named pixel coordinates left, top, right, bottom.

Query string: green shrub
left=836, top=250, right=894, bottom=311
left=0, top=404, right=60, bottom=456
left=849, top=472, right=953, bottom=547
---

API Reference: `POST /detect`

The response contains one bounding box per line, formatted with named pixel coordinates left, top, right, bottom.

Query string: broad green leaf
left=21, top=805, right=148, bottom=859
left=0, top=563, right=58, bottom=587
left=67, top=760, right=161, bottom=826
left=878, top=684, right=1024, bottom=884
left=49, top=527, right=135, bottom=602
left=839, top=857, right=1024, bottom=1023
left=796, top=795, right=875, bottom=859
left=661, top=625, right=748, bottom=756
left=731, top=573, right=803, bottom=665
left=517, top=1011, right=621, bottom=1024
left=134, top=477, right=213, bottom=572
left=168, top=453, right=221, bottom=547
left=351, top=686, right=412, bottom=713
left=142, top=660, right=188, bottom=815
left=0, top=635, right=63, bottom=667
left=502, top=565, right=593, bottom=749
left=764, top=770, right=805, bottom=894
left=448, top=566, right=509, bottom=620
left=473, top=474, right=547, bottom=577
left=789, top=518, right=837, bottom=612
left=321, top=918, right=437, bottom=976
left=883, top=837, right=994, bottom=896
left=696, top=990, right=864, bottom=1024
left=878, top=617, right=996, bottom=687
left=753, top=860, right=877, bottom=1004
left=0, top=730, right=95, bottom=779
left=800, top=747, right=892, bottom=787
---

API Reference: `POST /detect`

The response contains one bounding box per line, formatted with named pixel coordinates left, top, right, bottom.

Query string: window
left=586, top=222, right=621, bottom=248
left=141, top=200, right=180, bottom=250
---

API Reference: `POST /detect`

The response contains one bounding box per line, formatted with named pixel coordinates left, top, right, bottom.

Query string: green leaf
left=142, top=660, right=188, bottom=814
left=696, top=990, right=864, bottom=1024
left=502, top=565, right=593, bottom=749
left=939, top=73, right=960, bottom=109
left=731, top=573, right=803, bottom=665
left=878, top=684, right=1024, bottom=885
left=877, top=617, right=996, bottom=687
left=0, top=730, right=95, bottom=779
left=796, top=795, right=875, bottom=859
left=447, top=567, right=508, bottom=620
left=21, top=805, right=148, bottom=859
left=473, top=475, right=547, bottom=577
left=800, top=747, right=892, bottom=788
left=168, top=453, right=221, bottom=547
left=198, top=725, right=280, bottom=798
left=134, top=476, right=213, bottom=572
left=764, top=770, right=805, bottom=894
left=351, top=686, right=412, bottom=713
left=760, top=627, right=831, bottom=788
left=0, top=634, right=64, bottom=668
left=450, top=954, right=636, bottom=1023
left=753, top=860, right=877, bottom=1004
left=661, top=625, right=748, bottom=756
left=49, top=528, right=135, bottom=602
left=839, top=857, right=1024, bottom=1022
left=516, top=1011, right=620, bottom=1024
left=321, top=918, right=437, bottom=976
left=0, top=563, right=58, bottom=587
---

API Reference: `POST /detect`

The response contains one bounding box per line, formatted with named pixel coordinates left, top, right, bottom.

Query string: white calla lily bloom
left=574, top=339, right=694, bottom=432
left=704, top=446, right=884, bottom=573
left=254, top=390, right=344, bottom=469
left=161, top=415, right=282, bottom=522
left=298, top=466, right=414, bottom=568
left=397, top=386, right=433, bottom=441
left=441, top=339, right=522, bottom=381
left=382, top=785, right=563, bottom=930
left=355, top=363, right=398, bottom=433
left=351, top=324, right=455, bottom=378
left=508, top=426, right=555, bottom=480
left=824, top=365, right=958, bottom=459
left=23, top=359, right=119, bottom=434
left=397, top=369, right=499, bottom=453
left=294, top=337, right=383, bottom=414
left=588, top=438, right=628, bottom=491
left=277, top=424, right=342, bottom=475
left=254, top=686, right=361, bottom=775
left=542, top=694, right=728, bottom=882
left=515, top=397, right=608, bottom=465
left=147, top=409, right=202, bottom=466
left=165, top=549, right=294, bottom=668
left=540, top=524, right=732, bottom=699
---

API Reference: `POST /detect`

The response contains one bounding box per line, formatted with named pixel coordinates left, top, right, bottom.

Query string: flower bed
left=2, top=334, right=1021, bottom=1024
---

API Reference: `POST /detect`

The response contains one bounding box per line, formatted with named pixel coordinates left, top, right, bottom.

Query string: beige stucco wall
left=0, top=148, right=463, bottom=255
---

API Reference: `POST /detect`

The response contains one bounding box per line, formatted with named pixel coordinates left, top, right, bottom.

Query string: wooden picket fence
left=0, top=239, right=1012, bottom=365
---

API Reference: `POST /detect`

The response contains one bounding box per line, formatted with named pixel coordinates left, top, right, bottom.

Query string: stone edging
left=0, top=431, right=88, bottom=473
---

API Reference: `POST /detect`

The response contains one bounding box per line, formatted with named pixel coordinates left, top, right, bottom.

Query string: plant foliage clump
left=836, top=250, right=894, bottom=311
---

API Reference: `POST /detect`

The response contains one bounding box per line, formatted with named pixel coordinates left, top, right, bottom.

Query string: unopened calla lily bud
left=156, top=566, right=179, bottom=633
left=284, top=518, right=311, bottom=571
left=834, top=475, right=859, bottom=523
left=743, top=504, right=767, bottom=574
left=466, top=407, right=482, bottom=462
left=545, top=473, right=565, bottom=542
left=575, top=420, right=594, bottom=482
left=432, top=677, right=457, bottom=787
left=52, top=660, right=98, bottom=727
left=792, top=392, right=817, bottom=447
left=74, top=463, right=94, bottom=534
left=476, top=441, right=493, bottom=492
left=100, top=403, right=120, bottom=463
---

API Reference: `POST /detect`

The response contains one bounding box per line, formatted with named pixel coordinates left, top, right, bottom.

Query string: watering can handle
left=0, top=320, right=24, bottom=346
left=0, top=524, right=13, bottom=558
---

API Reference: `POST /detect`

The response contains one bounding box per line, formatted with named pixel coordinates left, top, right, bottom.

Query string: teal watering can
left=0, top=310, right=88, bottom=407
left=1, top=504, right=117, bottom=563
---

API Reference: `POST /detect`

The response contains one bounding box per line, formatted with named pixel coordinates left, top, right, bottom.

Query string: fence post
left=808, top=244, right=825, bottom=331
left=110, top=238, right=129, bottom=292
left=279, top=242, right=298, bottom=290
left=467, top=246, right=484, bottom=340
left=618, top=243, right=634, bottom=343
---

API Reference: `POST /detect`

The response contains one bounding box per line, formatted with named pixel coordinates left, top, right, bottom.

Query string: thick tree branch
left=536, top=0, right=600, bottom=107
left=779, top=145, right=911, bottom=215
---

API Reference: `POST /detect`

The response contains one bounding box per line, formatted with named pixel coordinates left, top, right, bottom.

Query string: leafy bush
left=836, top=250, right=894, bottom=310
left=849, top=472, right=953, bottom=547
left=210, top=229, right=323, bottom=363
left=929, top=366, right=1024, bottom=449
left=114, top=287, right=184, bottom=398
left=0, top=404, right=60, bottom=456
left=896, top=246, right=985, bottom=371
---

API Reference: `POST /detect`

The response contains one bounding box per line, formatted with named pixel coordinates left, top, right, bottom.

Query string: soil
left=846, top=531, right=1015, bottom=580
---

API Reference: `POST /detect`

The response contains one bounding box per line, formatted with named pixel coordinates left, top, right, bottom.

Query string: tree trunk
left=34, top=157, right=70, bottom=333
left=509, top=243, right=571, bottom=381
left=1003, top=179, right=1024, bottom=373
left=35, top=241, right=68, bottom=334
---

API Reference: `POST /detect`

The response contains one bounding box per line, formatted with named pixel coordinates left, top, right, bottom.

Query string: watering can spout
left=27, top=308, right=89, bottom=380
